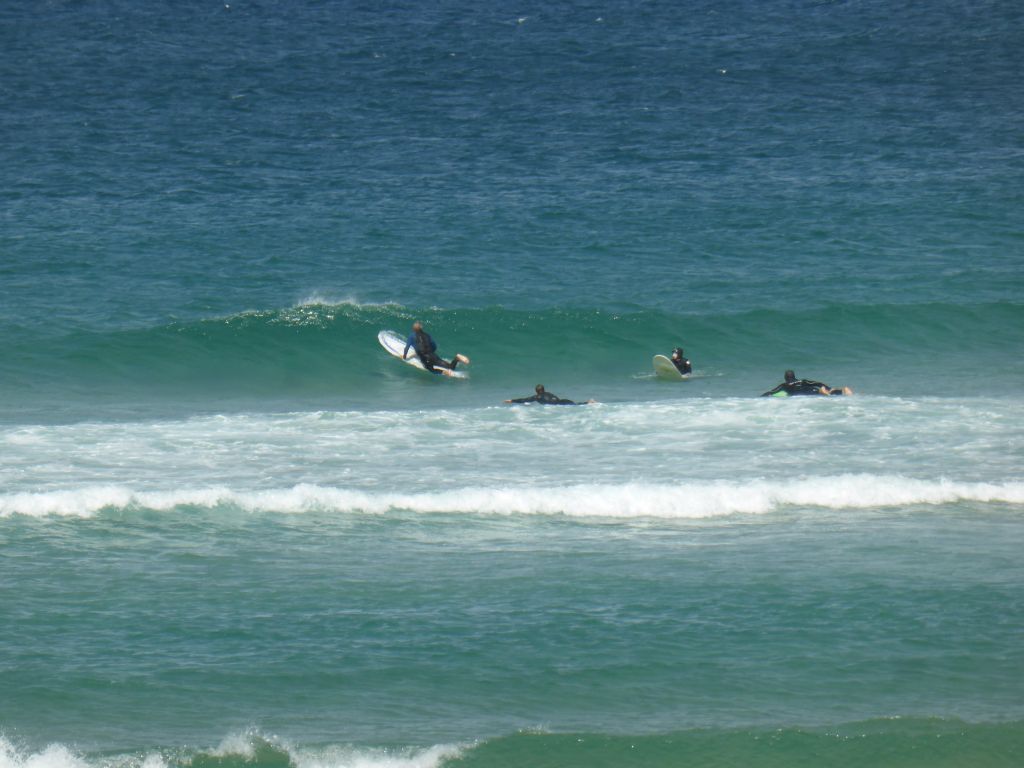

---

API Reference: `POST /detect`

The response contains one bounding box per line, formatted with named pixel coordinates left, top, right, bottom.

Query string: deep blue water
left=3, top=0, right=1022, bottom=332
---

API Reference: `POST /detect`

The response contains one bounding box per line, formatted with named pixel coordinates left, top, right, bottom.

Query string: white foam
left=0, top=740, right=88, bottom=768
left=4, top=398, right=1021, bottom=502
left=0, top=736, right=458, bottom=768
left=293, top=744, right=461, bottom=768
left=2, top=476, right=1022, bottom=519
left=294, top=294, right=401, bottom=310
left=210, top=732, right=259, bottom=759
left=203, top=732, right=461, bottom=768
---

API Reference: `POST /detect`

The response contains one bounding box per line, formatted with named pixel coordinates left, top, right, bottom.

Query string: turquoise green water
left=3, top=301, right=1022, bottom=421
left=4, top=507, right=1024, bottom=762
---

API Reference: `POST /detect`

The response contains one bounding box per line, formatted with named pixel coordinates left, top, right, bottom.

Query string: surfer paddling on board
left=670, top=347, right=692, bottom=375
left=505, top=384, right=596, bottom=405
left=761, top=370, right=852, bottom=397
left=403, top=321, right=469, bottom=376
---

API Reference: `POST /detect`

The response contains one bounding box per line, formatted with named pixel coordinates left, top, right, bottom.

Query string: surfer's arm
left=403, top=335, right=414, bottom=359
left=505, top=395, right=538, bottom=404
left=761, top=384, right=785, bottom=397
left=800, top=380, right=833, bottom=395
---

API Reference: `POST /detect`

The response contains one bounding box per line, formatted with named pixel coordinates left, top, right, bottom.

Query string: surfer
left=403, top=321, right=469, bottom=375
left=761, top=370, right=853, bottom=397
left=505, top=384, right=595, bottom=405
left=670, top=347, right=692, bottom=375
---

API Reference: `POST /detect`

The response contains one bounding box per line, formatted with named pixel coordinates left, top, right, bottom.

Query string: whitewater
left=2, top=394, right=1023, bottom=519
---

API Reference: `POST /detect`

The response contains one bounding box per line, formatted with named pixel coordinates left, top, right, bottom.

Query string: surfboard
left=653, top=354, right=690, bottom=381
left=378, top=330, right=468, bottom=379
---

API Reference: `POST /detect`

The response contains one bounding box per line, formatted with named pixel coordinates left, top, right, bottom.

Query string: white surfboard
left=653, top=354, right=690, bottom=381
left=378, top=330, right=468, bottom=379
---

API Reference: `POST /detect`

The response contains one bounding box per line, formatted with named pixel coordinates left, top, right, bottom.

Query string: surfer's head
left=672, top=347, right=684, bottom=359
left=784, top=370, right=796, bottom=383
left=412, top=321, right=423, bottom=332
left=535, top=384, right=545, bottom=394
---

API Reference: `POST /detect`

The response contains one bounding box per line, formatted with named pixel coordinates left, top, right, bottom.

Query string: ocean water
left=2, top=1, right=1023, bottom=767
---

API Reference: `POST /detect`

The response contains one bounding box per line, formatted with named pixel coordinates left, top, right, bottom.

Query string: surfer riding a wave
left=403, top=321, right=470, bottom=376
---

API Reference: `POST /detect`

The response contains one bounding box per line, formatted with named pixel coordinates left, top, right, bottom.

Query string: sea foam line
left=0, top=740, right=88, bottom=768
left=294, top=294, right=402, bottom=310
left=0, top=734, right=461, bottom=768
left=2, top=476, right=1022, bottom=519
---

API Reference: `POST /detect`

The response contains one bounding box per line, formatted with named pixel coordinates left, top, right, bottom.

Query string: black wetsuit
left=508, top=391, right=579, bottom=405
left=761, top=379, right=840, bottom=397
left=404, top=330, right=459, bottom=373
left=673, top=357, right=692, bottom=375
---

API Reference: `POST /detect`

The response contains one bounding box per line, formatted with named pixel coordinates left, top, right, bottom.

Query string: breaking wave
left=3, top=476, right=1022, bottom=519
left=2, top=301, right=1021, bottom=402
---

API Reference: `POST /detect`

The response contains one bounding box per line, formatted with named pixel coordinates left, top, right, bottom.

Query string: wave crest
left=3, top=476, right=1022, bottom=519
left=3, top=301, right=1021, bottom=402
left=0, top=741, right=89, bottom=768
left=0, top=735, right=460, bottom=768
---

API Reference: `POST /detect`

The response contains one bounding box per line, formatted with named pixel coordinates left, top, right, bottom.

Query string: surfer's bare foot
left=456, top=354, right=470, bottom=365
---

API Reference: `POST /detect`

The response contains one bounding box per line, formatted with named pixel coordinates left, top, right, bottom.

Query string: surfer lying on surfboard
left=761, top=370, right=853, bottom=397
left=403, top=321, right=470, bottom=375
left=505, top=384, right=596, bottom=405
